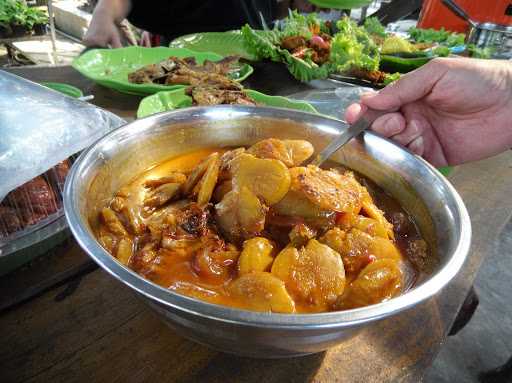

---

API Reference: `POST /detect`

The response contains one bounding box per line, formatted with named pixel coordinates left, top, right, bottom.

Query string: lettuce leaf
left=363, top=17, right=387, bottom=38
left=408, top=27, right=465, bottom=47
left=330, top=17, right=380, bottom=73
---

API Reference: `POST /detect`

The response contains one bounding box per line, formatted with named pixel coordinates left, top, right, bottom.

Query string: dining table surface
left=1, top=61, right=512, bottom=383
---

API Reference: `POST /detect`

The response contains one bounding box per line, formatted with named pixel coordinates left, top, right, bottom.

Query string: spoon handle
left=310, top=108, right=387, bottom=167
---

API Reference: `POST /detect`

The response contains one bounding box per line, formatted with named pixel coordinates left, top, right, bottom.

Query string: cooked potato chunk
left=196, top=154, right=220, bottom=205
left=183, top=153, right=219, bottom=195
left=215, top=187, right=268, bottom=242
left=231, top=154, right=291, bottom=205
left=337, top=259, right=403, bottom=309
left=271, top=239, right=345, bottom=310
left=289, top=166, right=364, bottom=214
left=272, top=190, right=329, bottom=219
left=101, top=207, right=128, bottom=236
left=246, top=138, right=314, bottom=167
left=283, top=139, right=315, bottom=166
left=144, top=183, right=182, bottom=208
left=336, top=229, right=402, bottom=279
left=238, top=237, right=275, bottom=274
left=116, top=237, right=133, bottom=265
left=229, top=272, right=296, bottom=313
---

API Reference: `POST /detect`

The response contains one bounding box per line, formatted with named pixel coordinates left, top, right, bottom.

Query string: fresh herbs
left=0, top=0, right=48, bottom=32
left=408, top=27, right=465, bottom=47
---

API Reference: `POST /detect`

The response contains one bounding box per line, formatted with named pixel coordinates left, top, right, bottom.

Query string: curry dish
left=95, top=139, right=427, bottom=313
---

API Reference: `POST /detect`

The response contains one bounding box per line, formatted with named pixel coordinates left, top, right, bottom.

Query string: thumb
left=361, top=58, right=449, bottom=111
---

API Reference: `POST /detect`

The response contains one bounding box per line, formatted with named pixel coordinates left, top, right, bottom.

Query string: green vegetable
left=330, top=17, right=380, bottom=73
left=381, top=35, right=417, bottom=54
left=383, top=72, right=400, bottom=85
left=0, top=0, right=47, bottom=30
left=432, top=46, right=450, bottom=57
left=466, top=44, right=493, bottom=59
left=363, top=17, right=386, bottom=38
left=408, top=27, right=465, bottom=47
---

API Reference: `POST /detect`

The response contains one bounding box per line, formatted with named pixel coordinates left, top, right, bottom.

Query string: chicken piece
left=215, top=187, right=267, bottom=243
left=218, top=148, right=245, bottom=181
left=231, top=154, right=291, bottom=205
left=186, top=86, right=257, bottom=107
left=110, top=196, right=126, bottom=212
left=246, top=139, right=314, bottom=167
left=361, top=199, right=394, bottom=240
left=128, top=64, right=166, bottom=84
left=182, top=153, right=219, bottom=195
left=101, top=207, right=128, bottom=237
left=144, top=172, right=187, bottom=188
left=193, top=247, right=240, bottom=282
left=281, top=35, right=307, bottom=51
left=196, top=154, right=220, bottom=205
left=212, top=180, right=232, bottom=203
left=272, top=190, right=330, bottom=220
left=229, top=272, right=296, bottom=313
left=116, top=237, right=133, bottom=265
left=122, top=202, right=146, bottom=235
left=337, top=259, right=403, bottom=309
left=288, top=166, right=364, bottom=214
left=238, top=237, right=275, bottom=275
left=353, top=215, right=390, bottom=239
left=144, top=183, right=182, bottom=208
left=334, top=228, right=402, bottom=280
left=288, top=223, right=317, bottom=247
left=271, top=239, right=346, bottom=311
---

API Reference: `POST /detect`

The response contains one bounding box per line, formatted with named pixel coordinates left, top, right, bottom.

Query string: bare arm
left=83, top=0, right=132, bottom=48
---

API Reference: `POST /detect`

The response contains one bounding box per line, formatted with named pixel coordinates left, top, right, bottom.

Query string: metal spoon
left=309, top=108, right=387, bottom=167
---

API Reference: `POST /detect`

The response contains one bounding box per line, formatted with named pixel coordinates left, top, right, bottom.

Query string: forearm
left=92, top=0, right=132, bottom=24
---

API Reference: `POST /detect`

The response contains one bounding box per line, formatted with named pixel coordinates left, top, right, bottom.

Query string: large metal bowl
left=64, top=106, right=471, bottom=358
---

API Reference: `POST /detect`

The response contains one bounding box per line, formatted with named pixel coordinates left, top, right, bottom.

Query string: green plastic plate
left=72, top=46, right=254, bottom=96
left=170, top=31, right=258, bottom=61
left=137, top=89, right=318, bottom=118
left=41, top=82, right=84, bottom=98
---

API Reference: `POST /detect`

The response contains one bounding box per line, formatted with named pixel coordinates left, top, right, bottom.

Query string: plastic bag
left=287, top=85, right=373, bottom=119
left=0, top=70, right=126, bottom=201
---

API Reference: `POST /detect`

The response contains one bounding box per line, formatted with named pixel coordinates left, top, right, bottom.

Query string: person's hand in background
left=345, top=58, right=512, bottom=167
left=83, top=0, right=131, bottom=48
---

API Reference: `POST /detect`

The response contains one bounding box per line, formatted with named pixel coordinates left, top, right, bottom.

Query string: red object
left=418, top=0, right=512, bottom=33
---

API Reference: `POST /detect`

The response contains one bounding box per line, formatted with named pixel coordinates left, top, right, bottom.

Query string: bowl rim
left=64, top=105, right=471, bottom=329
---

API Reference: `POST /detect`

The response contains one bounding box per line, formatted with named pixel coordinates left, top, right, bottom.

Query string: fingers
left=110, top=32, right=123, bottom=48
left=344, top=103, right=365, bottom=124
left=360, top=59, right=450, bottom=111
left=371, top=113, right=406, bottom=137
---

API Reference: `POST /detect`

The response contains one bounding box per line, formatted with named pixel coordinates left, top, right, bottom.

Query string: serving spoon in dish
left=309, top=108, right=387, bottom=167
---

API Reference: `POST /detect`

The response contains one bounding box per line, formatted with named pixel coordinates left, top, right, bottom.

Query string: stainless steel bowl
left=64, top=106, right=471, bottom=358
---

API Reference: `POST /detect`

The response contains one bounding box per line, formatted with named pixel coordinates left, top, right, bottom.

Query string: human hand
left=83, top=0, right=130, bottom=48
left=139, top=31, right=152, bottom=47
left=345, top=58, right=512, bottom=167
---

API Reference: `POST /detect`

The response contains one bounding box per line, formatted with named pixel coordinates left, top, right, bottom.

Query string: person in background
left=346, top=57, right=512, bottom=383
left=345, top=57, right=512, bottom=168
left=83, top=0, right=316, bottom=48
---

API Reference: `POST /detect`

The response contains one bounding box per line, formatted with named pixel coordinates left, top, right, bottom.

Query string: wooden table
left=2, top=65, right=512, bottom=383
